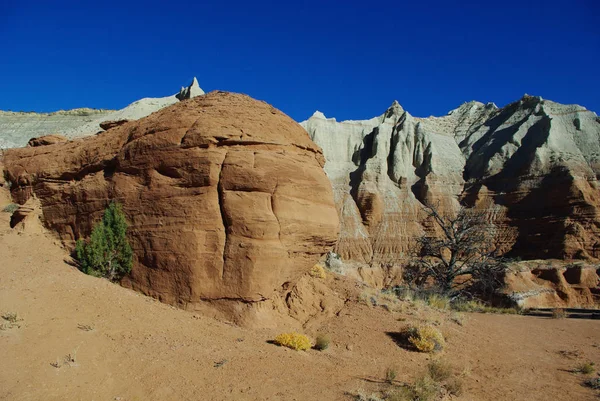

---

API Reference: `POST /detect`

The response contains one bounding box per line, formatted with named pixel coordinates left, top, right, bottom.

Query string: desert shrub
left=309, top=264, right=326, bottom=279
left=2, top=203, right=19, bottom=214
left=427, top=359, right=453, bottom=382
left=75, top=202, right=133, bottom=281
left=274, top=332, right=312, bottom=351
left=314, top=333, right=331, bottom=350
left=353, top=391, right=384, bottom=401
left=584, top=377, right=600, bottom=390
left=385, top=360, right=462, bottom=400
left=405, top=325, right=445, bottom=353
left=427, top=294, right=450, bottom=310
left=451, top=299, right=518, bottom=314
left=552, top=308, right=567, bottom=319
left=574, top=362, right=595, bottom=375
left=385, top=388, right=412, bottom=401
left=2, top=312, right=18, bottom=323
left=412, top=375, right=440, bottom=401
left=445, top=377, right=464, bottom=396
left=385, top=366, right=398, bottom=384
left=325, top=251, right=343, bottom=273
left=1, top=312, right=22, bottom=330
left=449, top=312, right=465, bottom=326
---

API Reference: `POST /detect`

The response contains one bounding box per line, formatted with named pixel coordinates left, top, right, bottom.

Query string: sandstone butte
left=302, top=95, right=600, bottom=307
left=3, top=85, right=600, bottom=311
left=302, top=96, right=600, bottom=264
left=2, top=91, right=340, bottom=325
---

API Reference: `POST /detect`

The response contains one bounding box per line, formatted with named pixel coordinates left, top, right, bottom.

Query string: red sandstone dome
left=3, top=91, right=340, bottom=322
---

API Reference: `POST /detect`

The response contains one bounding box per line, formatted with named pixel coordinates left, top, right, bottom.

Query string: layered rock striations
left=3, top=91, right=340, bottom=322
left=0, top=78, right=205, bottom=149
left=302, top=95, right=600, bottom=263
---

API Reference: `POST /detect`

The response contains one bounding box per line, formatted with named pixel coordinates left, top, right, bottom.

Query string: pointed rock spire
left=382, top=100, right=405, bottom=122
left=176, top=77, right=205, bottom=100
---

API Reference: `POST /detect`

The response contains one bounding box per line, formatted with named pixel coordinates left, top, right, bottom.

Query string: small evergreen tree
left=75, top=202, right=133, bottom=281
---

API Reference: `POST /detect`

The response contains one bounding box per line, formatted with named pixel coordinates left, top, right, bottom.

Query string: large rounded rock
left=4, top=92, right=340, bottom=320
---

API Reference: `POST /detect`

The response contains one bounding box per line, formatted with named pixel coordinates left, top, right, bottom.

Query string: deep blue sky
left=1, top=1, right=598, bottom=121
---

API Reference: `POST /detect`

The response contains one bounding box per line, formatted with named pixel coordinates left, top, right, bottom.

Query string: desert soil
left=1, top=188, right=599, bottom=401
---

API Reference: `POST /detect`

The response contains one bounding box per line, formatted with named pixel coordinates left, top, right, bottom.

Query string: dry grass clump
left=314, top=333, right=331, bottom=351
left=386, top=375, right=440, bottom=401
left=451, top=299, right=519, bottom=314
left=358, top=289, right=403, bottom=312
left=1, top=312, right=22, bottom=330
left=309, top=264, right=326, bottom=279
left=50, top=352, right=78, bottom=368
left=427, top=359, right=452, bottom=382
left=385, top=360, right=463, bottom=400
left=2, top=312, right=19, bottom=323
left=353, top=391, right=384, bottom=401
left=444, top=376, right=464, bottom=396
left=573, top=361, right=596, bottom=375
left=426, top=294, right=450, bottom=310
left=428, top=359, right=463, bottom=395
left=449, top=312, right=465, bottom=326
left=385, top=366, right=398, bottom=384
left=552, top=308, right=567, bottom=319
left=405, top=325, right=445, bottom=353
left=273, top=332, right=312, bottom=351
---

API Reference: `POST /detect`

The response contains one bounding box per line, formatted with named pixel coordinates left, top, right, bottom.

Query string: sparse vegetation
left=77, top=324, right=94, bottom=331
left=2, top=312, right=19, bottom=323
left=409, top=203, right=506, bottom=298
left=449, top=312, right=465, bottom=326
left=273, top=332, right=312, bottom=351
left=359, top=288, right=403, bottom=312
left=309, top=264, right=327, bottom=279
left=385, top=387, right=415, bottom=401
left=385, top=366, right=398, bottom=384
left=558, top=349, right=581, bottom=359
left=352, top=391, right=384, bottom=401
left=445, top=376, right=464, bottom=396
left=427, top=359, right=453, bottom=382
left=50, top=352, right=78, bottom=368
left=573, top=362, right=596, bottom=375
left=411, top=375, right=440, bottom=401
left=384, top=360, right=463, bottom=400
left=451, top=299, right=519, bottom=314
left=75, top=202, right=133, bottom=281
left=2, top=203, right=19, bottom=214
left=426, top=294, right=450, bottom=310
left=1, top=312, right=22, bottom=330
left=324, top=251, right=343, bottom=273
left=584, top=377, right=600, bottom=390
left=404, top=324, right=445, bottom=353
left=552, top=308, right=567, bottom=319
left=314, top=333, right=331, bottom=351
left=213, top=359, right=228, bottom=368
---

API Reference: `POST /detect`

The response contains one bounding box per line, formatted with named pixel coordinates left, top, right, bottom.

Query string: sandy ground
left=1, top=188, right=599, bottom=401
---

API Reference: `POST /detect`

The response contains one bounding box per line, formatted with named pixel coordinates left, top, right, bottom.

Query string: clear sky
left=1, top=0, right=598, bottom=121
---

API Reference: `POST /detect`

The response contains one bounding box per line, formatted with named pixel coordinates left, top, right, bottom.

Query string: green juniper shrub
left=75, top=202, right=133, bottom=281
left=2, top=203, right=19, bottom=214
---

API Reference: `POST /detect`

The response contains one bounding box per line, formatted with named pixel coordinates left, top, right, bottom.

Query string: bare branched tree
left=410, top=203, right=506, bottom=298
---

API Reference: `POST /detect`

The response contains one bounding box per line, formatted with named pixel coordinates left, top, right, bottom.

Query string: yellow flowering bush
left=406, top=325, right=445, bottom=353
left=274, top=332, right=312, bottom=351
left=309, top=264, right=326, bottom=279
